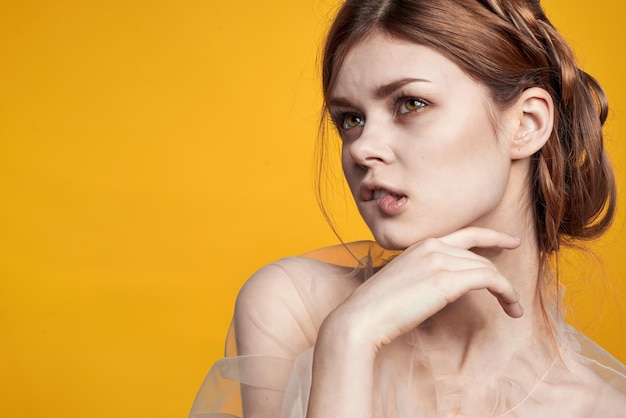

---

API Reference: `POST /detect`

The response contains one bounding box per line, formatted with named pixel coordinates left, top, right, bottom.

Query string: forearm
left=306, top=313, right=376, bottom=418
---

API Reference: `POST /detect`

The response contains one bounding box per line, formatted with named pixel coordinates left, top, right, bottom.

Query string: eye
left=399, top=98, right=427, bottom=114
left=340, top=113, right=365, bottom=130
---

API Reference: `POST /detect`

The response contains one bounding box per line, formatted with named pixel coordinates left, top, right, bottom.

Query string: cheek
left=409, top=125, right=508, bottom=200
left=450, top=120, right=506, bottom=175
left=341, top=147, right=359, bottom=191
left=451, top=146, right=511, bottom=213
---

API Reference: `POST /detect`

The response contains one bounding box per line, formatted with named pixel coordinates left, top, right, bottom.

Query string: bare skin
left=306, top=228, right=539, bottom=417
left=223, top=28, right=626, bottom=418
left=305, top=31, right=554, bottom=417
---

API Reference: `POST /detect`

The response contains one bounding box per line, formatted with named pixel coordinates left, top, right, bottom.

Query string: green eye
left=400, top=98, right=426, bottom=113
left=342, top=114, right=365, bottom=129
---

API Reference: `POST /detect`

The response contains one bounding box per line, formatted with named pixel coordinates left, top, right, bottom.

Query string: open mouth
left=372, top=189, right=404, bottom=201
left=361, top=185, right=407, bottom=202
left=360, top=185, right=408, bottom=215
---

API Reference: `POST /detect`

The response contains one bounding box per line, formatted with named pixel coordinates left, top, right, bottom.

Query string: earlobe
left=509, top=87, right=554, bottom=160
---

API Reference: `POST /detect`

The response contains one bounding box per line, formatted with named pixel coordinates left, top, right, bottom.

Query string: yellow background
left=1, top=1, right=624, bottom=417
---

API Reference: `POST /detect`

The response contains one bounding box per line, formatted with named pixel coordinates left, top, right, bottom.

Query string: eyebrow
left=328, top=77, right=431, bottom=108
left=374, top=77, right=431, bottom=99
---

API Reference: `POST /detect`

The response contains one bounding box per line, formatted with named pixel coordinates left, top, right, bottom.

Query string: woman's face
left=329, top=31, right=514, bottom=250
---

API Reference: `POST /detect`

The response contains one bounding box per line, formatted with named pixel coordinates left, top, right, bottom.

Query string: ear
left=507, top=87, right=554, bottom=160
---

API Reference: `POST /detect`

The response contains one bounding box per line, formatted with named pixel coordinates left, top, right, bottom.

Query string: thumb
left=438, top=227, right=521, bottom=250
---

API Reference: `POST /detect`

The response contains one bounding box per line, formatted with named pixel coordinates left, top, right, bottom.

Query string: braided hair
left=320, top=0, right=615, bottom=256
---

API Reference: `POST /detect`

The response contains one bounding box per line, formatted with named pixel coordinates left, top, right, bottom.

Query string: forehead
left=331, top=31, right=473, bottom=98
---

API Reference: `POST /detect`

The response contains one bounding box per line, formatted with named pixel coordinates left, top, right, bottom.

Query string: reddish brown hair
left=318, top=0, right=615, bottom=256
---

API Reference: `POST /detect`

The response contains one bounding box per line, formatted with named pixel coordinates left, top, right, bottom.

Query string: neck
left=415, top=160, right=554, bottom=374
left=417, top=250, right=552, bottom=381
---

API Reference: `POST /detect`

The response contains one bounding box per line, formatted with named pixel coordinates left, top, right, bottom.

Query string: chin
left=369, top=222, right=458, bottom=251
left=377, top=242, right=408, bottom=251
left=370, top=230, right=414, bottom=251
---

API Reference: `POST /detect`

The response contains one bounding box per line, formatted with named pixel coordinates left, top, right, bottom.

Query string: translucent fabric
left=189, top=242, right=626, bottom=417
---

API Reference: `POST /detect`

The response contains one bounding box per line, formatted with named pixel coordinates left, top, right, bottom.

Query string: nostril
left=347, top=130, right=393, bottom=167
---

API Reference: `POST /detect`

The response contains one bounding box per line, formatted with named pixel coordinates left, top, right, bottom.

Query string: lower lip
left=376, top=194, right=407, bottom=215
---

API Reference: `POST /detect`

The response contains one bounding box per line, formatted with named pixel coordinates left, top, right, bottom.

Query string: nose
left=346, top=122, right=395, bottom=168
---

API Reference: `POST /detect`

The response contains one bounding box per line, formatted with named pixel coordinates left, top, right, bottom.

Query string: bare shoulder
left=234, top=256, right=360, bottom=357
left=235, top=256, right=360, bottom=319
left=573, top=355, right=626, bottom=415
left=549, top=349, right=626, bottom=416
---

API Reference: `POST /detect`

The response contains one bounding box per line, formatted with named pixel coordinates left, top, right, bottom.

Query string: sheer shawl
left=189, top=242, right=626, bottom=417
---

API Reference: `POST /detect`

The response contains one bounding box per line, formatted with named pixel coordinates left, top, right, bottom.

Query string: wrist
left=316, top=307, right=378, bottom=360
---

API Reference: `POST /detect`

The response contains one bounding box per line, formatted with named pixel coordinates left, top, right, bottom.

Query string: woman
left=190, top=0, right=626, bottom=416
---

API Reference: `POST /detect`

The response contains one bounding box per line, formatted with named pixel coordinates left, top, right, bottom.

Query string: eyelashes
left=333, top=113, right=365, bottom=130
left=398, top=97, right=427, bottom=114
left=391, top=90, right=429, bottom=115
left=330, top=93, right=430, bottom=134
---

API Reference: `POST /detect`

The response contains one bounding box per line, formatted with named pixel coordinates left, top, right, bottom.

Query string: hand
left=325, top=227, right=524, bottom=349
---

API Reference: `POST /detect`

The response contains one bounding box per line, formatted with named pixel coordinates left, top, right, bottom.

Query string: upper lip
left=359, top=181, right=406, bottom=202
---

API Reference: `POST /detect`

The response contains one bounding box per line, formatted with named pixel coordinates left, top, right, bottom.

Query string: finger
left=437, top=267, right=524, bottom=319
left=438, top=227, right=521, bottom=251
left=400, top=237, right=508, bottom=272
left=474, top=268, right=524, bottom=319
left=497, top=295, right=524, bottom=318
